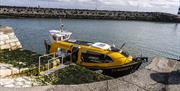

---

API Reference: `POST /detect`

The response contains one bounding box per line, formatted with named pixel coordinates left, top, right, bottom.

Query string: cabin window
left=81, top=51, right=113, bottom=63
left=56, top=48, right=71, bottom=57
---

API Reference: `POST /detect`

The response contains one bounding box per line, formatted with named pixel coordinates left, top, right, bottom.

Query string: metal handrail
left=39, top=52, right=69, bottom=74
left=47, top=56, right=64, bottom=71
left=38, top=52, right=56, bottom=73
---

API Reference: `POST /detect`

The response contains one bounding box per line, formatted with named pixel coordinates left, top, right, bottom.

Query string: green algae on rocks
left=0, top=49, right=50, bottom=68
left=36, top=65, right=113, bottom=85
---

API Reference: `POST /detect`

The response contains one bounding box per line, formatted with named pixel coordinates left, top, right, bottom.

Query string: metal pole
left=61, top=56, right=63, bottom=64
left=48, top=59, right=50, bottom=70
left=47, top=56, right=61, bottom=71
left=38, top=52, right=55, bottom=74
left=39, top=57, right=41, bottom=73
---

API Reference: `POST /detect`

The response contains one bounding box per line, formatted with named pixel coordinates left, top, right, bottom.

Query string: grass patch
left=36, top=65, right=113, bottom=85
left=0, top=49, right=50, bottom=68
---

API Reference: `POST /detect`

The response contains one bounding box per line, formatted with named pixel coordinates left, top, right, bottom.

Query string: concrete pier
left=0, top=57, right=179, bottom=91
left=0, top=6, right=180, bottom=22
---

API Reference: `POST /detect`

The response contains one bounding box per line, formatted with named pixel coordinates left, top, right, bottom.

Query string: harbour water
left=0, top=18, right=179, bottom=59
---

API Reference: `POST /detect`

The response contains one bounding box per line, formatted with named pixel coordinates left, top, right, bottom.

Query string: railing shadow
left=150, top=71, right=180, bottom=85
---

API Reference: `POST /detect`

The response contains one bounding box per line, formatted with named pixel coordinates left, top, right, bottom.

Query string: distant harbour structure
left=0, top=5, right=180, bottom=22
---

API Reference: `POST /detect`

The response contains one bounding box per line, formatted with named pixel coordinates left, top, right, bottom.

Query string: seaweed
left=0, top=49, right=50, bottom=68
left=37, top=65, right=113, bottom=85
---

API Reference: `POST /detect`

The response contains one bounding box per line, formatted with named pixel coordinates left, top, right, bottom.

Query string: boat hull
left=88, top=57, right=147, bottom=77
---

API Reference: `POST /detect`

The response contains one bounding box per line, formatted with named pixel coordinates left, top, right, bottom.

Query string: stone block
left=5, top=40, right=12, bottom=44
left=0, top=26, right=13, bottom=34
left=10, top=68, right=19, bottom=75
left=0, top=41, right=5, bottom=45
left=0, top=32, right=3, bottom=35
left=3, top=84, right=15, bottom=88
left=0, top=79, right=14, bottom=85
left=7, top=32, right=15, bottom=36
left=11, top=38, right=18, bottom=42
left=10, top=42, right=16, bottom=47
left=0, top=68, right=12, bottom=77
left=11, top=46, right=18, bottom=50
left=0, top=44, right=10, bottom=50
left=22, top=85, right=32, bottom=87
left=16, top=42, right=21, bottom=46
left=0, top=34, right=9, bottom=41
left=7, top=33, right=15, bottom=38
left=15, top=82, right=24, bottom=86
left=19, top=45, right=22, bottom=48
left=8, top=35, right=16, bottom=39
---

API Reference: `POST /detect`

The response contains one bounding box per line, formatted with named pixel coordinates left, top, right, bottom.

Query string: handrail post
left=38, top=52, right=56, bottom=74
left=61, top=56, right=63, bottom=64
left=48, top=59, right=50, bottom=71
left=38, top=56, right=41, bottom=74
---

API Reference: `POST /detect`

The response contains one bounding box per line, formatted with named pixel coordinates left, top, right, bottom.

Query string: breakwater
left=0, top=6, right=180, bottom=22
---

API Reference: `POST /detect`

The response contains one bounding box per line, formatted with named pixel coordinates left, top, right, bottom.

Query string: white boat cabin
left=49, top=30, right=72, bottom=42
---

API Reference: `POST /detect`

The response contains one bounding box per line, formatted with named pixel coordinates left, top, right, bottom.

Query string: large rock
left=145, top=57, right=177, bottom=72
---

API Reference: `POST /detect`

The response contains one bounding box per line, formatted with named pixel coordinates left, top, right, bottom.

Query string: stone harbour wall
left=0, top=5, right=180, bottom=22
left=0, top=26, right=22, bottom=50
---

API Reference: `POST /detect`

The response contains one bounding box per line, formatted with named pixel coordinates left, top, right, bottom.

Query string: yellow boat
left=44, top=24, right=147, bottom=76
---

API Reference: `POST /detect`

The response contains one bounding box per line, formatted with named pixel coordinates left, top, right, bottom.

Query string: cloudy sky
left=0, top=0, right=179, bottom=14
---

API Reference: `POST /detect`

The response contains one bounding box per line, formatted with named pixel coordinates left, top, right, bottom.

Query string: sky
left=0, top=0, right=179, bottom=14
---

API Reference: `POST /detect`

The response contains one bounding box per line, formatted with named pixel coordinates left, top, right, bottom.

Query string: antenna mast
left=178, top=0, right=180, bottom=15
left=95, top=0, right=98, bottom=16
left=95, top=0, right=97, bottom=10
left=60, top=19, right=64, bottom=32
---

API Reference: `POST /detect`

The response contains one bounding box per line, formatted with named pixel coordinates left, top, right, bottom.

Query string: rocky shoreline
left=0, top=5, right=180, bottom=22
